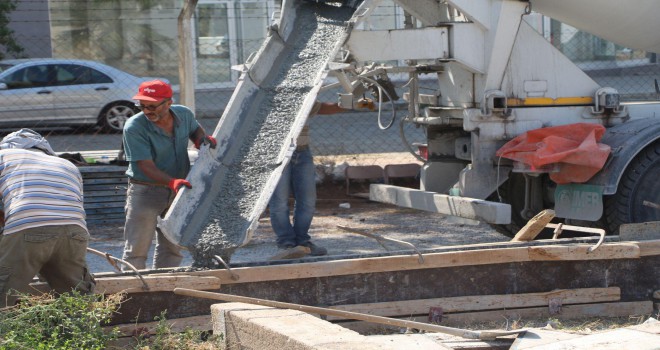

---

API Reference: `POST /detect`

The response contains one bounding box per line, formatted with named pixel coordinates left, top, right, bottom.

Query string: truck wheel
left=602, top=141, right=660, bottom=234
left=99, top=102, right=138, bottom=133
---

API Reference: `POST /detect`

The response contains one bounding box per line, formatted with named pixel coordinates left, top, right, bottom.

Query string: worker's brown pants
left=0, top=225, right=95, bottom=308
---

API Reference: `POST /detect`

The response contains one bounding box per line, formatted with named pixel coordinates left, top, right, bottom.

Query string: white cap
left=0, top=128, right=56, bottom=156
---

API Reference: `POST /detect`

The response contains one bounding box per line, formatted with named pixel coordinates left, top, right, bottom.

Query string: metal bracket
left=213, top=255, right=240, bottom=281
left=546, top=223, right=606, bottom=253
left=481, top=90, right=510, bottom=118
left=86, top=247, right=150, bottom=291
left=591, top=87, right=625, bottom=115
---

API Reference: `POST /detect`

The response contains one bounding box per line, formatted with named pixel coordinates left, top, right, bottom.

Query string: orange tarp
left=495, top=123, right=611, bottom=184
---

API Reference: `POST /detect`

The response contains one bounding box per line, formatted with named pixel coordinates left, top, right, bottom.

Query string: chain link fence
left=2, top=1, right=658, bottom=171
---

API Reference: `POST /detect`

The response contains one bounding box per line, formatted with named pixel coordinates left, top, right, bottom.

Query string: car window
left=2, top=65, right=52, bottom=89
left=54, top=64, right=113, bottom=86
left=90, top=68, right=113, bottom=84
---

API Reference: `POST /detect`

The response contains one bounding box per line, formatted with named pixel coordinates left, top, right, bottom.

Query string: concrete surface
left=212, top=302, right=451, bottom=350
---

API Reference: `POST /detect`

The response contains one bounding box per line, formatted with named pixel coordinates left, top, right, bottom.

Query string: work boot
left=270, top=245, right=310, bottom=260
left=301, top=241, right=327, bottom=256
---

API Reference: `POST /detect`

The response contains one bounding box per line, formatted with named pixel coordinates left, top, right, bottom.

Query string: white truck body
left=336, top=0, right=660, bottom=233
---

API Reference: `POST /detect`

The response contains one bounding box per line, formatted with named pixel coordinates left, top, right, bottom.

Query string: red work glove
left=168, top=178, right=192, bottom=193
left=194, top=135, right=217, bottom=149
left=356, top=98, right=376, bottom=111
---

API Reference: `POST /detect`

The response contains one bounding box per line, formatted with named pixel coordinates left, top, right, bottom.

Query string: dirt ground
left=230, top=179, right=508, bottom=263
left=86, top=178, right=507, bottom=270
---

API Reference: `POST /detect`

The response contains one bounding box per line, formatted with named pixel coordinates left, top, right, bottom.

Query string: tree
left=0, top=0, right=23, bottom=60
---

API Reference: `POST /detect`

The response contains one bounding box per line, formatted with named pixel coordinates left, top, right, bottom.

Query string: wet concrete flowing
left=184, top=3, right=354, bottom=267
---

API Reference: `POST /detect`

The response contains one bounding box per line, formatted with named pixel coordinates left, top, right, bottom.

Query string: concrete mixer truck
left=325, top=0, right=660, bottom=235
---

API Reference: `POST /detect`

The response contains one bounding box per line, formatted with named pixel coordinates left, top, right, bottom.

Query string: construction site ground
left=85, top=177, right=660, bottom=347
left=86, top=177, right=508, bottom=272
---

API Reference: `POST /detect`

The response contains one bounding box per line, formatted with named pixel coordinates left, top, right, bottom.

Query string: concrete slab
left=511, top=324, right=660, bottom=350
left=212, top=302, right=458, bottom=350
left=510, top=329, right=581, bottom=350
left=369, top=184, right=511, bottom=224
left=367, top=334, right=452, bottom=349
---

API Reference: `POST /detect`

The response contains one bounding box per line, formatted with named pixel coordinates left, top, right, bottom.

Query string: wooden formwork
left=82, top=237, right=660, bottom=326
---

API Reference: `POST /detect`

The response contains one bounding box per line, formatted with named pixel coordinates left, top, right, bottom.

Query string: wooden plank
left=84, top=207, right=125, bottom=215
left=83, top=178, right=127, bottom=185
left=81, top=172, right=126, bottom=179
left=84, top=200, right=126, bottom=208
left=512, top=209, right=555, bottom=242
left=188, top=242, right=641, bottom=285
left=527, top=243, right=640, bottom=260
left=87, top=218, right=125, bottom=224
left=84, top=201, right=127, bottom=209
left=635, top=240, right=660, bottom=256
left=78, top=165, right=127, bottom=173
left=327, top=287, right=621, bottom=320
left=107, top=253, right=660, bottom=324
left=337, top=301, right=654, bottom=330
left=620, top=221, right=660, bottom=241
left=95, top=275, right=222, bottom=294
left=83, top=184, right=128, bottom=192
left=84, top=189, right=126, bottom=197
left=436, top=301, right=653, bottom=325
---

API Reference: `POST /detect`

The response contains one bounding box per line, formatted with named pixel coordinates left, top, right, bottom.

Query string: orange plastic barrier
left=495, top=123, right=611, bottom=184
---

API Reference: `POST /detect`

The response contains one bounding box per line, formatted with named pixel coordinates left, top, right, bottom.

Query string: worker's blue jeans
left=269, top=147, right=317, bottom=248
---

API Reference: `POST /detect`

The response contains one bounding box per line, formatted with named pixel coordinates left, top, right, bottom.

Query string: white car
left=0, top=58, right=166, bottom=132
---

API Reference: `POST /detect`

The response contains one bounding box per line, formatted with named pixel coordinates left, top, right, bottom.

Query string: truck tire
left=602, top=141, right=660, bottom=234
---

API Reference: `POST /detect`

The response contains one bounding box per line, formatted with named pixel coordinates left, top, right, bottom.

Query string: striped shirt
left=0, top=149, right=87, bottom=236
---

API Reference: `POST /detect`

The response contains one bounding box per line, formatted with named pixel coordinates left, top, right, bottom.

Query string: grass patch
left=0, top=291, right=123, bottom=349
left=132, top=311, right=222, bottom=350
left=0, top=292, right=222, bottom=350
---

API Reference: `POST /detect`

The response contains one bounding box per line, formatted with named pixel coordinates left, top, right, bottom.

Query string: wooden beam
left=637, top=240, right=660, bottom=256
left=338, top=301, right=654, bottom=330
left=33, top=240, right=657, bottom=297
left=186, top=242, right=641, bottom=285
left=327, top=287, right=621, bottom=320
left=512, top=209, right=555, bottom=242
left=620, top=221, right=660, bottom=241
left=527, top=243, right=640, bottom=261
left=174, top=288, right=528, bottom=340
left=95, top=275, right=221, bottom=294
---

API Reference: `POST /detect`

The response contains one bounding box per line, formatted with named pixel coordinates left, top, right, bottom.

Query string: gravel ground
left=86, top=180, right=508, bottom=273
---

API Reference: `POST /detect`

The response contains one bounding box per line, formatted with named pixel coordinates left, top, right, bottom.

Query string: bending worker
left=0, top=129, right=95, bottom=308
left=122, top=79, right=215, bottom=270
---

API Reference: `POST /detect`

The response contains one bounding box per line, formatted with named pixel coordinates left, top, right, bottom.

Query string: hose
left=355, top=75, right=396, bottom=130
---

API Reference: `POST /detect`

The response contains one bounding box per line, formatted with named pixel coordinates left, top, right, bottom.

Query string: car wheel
left=99, top=102, right=137, bottom=133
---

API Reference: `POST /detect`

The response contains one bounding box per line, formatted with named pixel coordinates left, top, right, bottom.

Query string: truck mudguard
left=588, top=118, right=660, bottom=195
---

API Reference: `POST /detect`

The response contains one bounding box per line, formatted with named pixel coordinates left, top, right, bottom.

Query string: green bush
left=0, top=291, right=122, bottom=350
